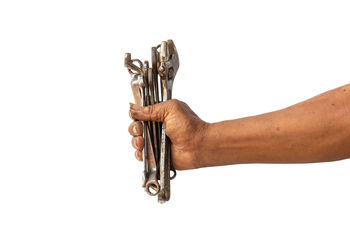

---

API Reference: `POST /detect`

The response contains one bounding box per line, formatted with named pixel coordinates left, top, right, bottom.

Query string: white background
left=1, top=0, right=350, bottom=251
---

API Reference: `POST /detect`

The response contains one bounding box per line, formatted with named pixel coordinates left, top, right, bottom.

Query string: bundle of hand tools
left=124, top=40, right=179, bottom=203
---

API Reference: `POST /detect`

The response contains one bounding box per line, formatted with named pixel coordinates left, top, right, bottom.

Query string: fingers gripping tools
left=124, top=40, right=180, bottom=203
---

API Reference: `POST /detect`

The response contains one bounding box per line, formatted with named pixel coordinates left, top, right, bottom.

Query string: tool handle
left=131, top=85, right=142, bottom=106
left=158, top=125, right=171, bottom=202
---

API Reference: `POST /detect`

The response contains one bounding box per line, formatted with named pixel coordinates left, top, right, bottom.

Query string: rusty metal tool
left=142, top=60, right=160, bottom=196
left=124, top=40, right=179, bottom=203
left=151, top=47, right=162, bottom=170
left=157, top=40, right=179, bottom=203
left=125, top=53, right=160, bottom=196
left=124, top=54, right=151, bottom=190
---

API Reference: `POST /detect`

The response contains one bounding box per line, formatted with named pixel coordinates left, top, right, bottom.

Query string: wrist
left=193, top=121, right=230, bottom=168
left=195, top=120, right=247, bottom=168
left=191, top=121, right=211, bottom=168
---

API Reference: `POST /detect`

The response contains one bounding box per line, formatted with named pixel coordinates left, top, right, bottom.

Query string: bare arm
left=198, top=84, right=350, bottom=167
left=129, top=84, right=350, bottom=169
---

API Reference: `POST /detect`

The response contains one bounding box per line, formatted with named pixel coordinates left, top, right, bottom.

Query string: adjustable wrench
left=157, top=40, right=180, bottom=202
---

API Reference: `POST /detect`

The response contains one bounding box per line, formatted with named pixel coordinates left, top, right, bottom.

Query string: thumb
left=129, top=101, right=170, bottom=122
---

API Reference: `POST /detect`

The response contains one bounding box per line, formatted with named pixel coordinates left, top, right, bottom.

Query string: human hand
left=128, top=99, right=208, bottom=170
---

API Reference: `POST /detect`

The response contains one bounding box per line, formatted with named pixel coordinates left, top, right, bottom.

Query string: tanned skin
left=128, top=84, right=350, bottom=170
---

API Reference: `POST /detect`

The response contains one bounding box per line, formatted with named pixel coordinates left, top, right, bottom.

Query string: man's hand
left=128, top=99, right=208, bottom=170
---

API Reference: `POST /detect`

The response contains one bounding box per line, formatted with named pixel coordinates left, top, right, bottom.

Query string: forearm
left=197, top=84, right=350, bottom=167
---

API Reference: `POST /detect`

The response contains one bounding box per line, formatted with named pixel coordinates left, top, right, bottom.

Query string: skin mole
left=276, top=127, right=280, bottom=131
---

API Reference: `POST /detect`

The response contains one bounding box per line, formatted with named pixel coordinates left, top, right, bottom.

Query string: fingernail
left=130, top=104, right=141, bottom=111
left=131, top=138, right=137, bottom=149
left=135, top=151, right=142, bottom=161
left=132, top=125, right=138, bottom=135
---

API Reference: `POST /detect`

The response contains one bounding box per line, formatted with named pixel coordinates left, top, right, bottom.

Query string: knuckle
left=134, top=121, right=142, bottom=133
left=131, top=137, right=137, bottom=149
left=171, top=99, right=180, bottom=106
left=144, top=105, right=154, bottom=117
left=143, top=106, right=150, bottom=114
left=148, top=105, right=154, bottom=115
left=129, top=110, right=138, bottom=120
left=158, top=110, right=164, bottom=121
left=128, top=123, right=134, bottom=135
left=168, top=99, right=180, bottom=110
left=137, top=136, right=144, bottom=149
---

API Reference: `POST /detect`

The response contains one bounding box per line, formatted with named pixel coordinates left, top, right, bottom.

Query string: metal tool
left=124, top=40, right=180, bottom=203
left=157, top=40, right=179, bottom=202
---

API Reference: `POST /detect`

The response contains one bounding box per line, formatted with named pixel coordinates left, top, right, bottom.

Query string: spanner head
left=130, top=73, right=144, bottom=88
left=159, top=40, right=180, bottom=82
left=166, top=40, right=179, bottom=80
left=124, top=53, right=143, bottom=75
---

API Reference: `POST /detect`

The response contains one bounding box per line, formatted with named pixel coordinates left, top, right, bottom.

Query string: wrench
left=157, top=40, right=180, bottom=203
left=124, top=40, right=180, bottom=202
left=142, top=60, right=160, bottom=196
left=125, top=54, right=152, bottom=189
